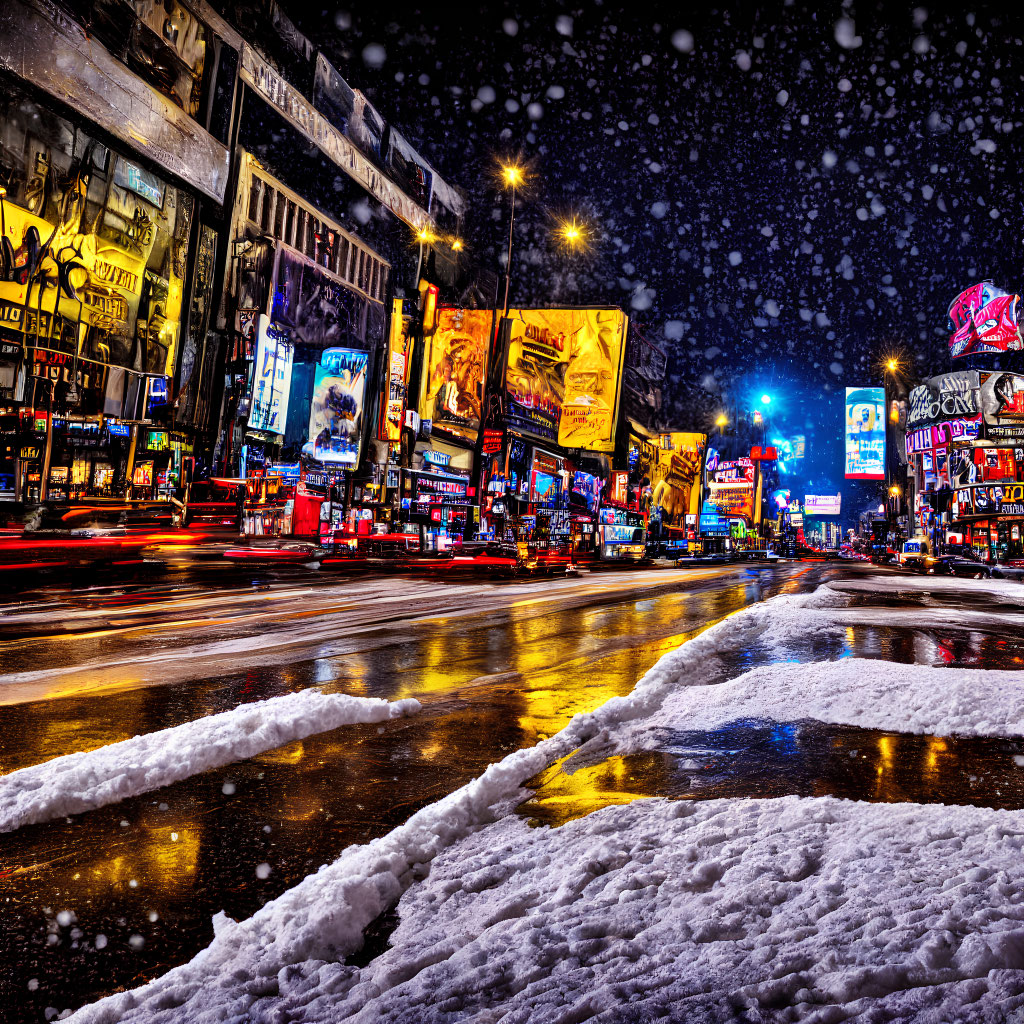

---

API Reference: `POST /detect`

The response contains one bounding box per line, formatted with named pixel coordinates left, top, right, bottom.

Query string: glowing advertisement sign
left=421, top=307, right=492, bottom=443
left=981, top=372, right=1024, bottom=439
left=845, top=387, right=886, bottom=480
left=948, top=282, right=1023, bottom=360
left=503, top=308, right=627, bottom=450
left=381, top=299, right=411, bottom=442
left=704, top=483, right=754, bottom=521
left=303, top=348, right=369, bottom=467
left=248, top=316, right=294, bottom=435
left=651, top=433, right=706, bottom=522
left=804, top=494, right=842, bottom=516
left=953, top=483, right=1024, bottom=520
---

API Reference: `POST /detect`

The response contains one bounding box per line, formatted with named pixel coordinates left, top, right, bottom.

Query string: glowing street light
left=499, top=162, right=527, bottom=314
left=501, top=164, right=524, bottom=189
left=558, top=216, right=586, bottom=250
left=451, top=238, right=464, bottom=252
left=760, top=393, right=772, bottom=406
left=715, top=413, right=728, bottom=429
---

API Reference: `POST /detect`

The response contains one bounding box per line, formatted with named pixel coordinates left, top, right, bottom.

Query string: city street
left=3, top=562, right=1024, bottom=1021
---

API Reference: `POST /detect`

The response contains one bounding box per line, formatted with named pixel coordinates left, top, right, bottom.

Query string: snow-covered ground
left=0, top=690, right=420, bottom=832
left=68, top=575, right=1024, bottom=1022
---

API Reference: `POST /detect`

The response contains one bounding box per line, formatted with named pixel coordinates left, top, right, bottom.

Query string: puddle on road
left=518, top=720, right=1024, bottom=829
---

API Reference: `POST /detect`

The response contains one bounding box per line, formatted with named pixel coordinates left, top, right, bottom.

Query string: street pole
left=39, top=379, right=54, bottom=503
left=502, top=185, right=516, bottom=316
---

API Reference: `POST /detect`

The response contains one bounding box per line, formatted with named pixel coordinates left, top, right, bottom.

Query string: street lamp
left=557, top=216, right=586, bottom=251
left=500, top=162, right=524, bottom=314
left=714, top=413, right=728, bottom=430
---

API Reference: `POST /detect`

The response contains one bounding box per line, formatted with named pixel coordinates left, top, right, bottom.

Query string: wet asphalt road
left=2, top=561, right=1023, bottom=1021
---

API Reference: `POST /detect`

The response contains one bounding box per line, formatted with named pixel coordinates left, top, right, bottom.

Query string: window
left=295, top=209, right=306, bottom=251
left=305, top=217, right=317, bottom=259
left=337, top=236, right=349, bottom=279
left=260, top=187, right=274, bottom=233
left=248, top=177, right=262, bottom=223
left=284, top=201, right=295, bottom=247
left=273, top=195, right=285, bottom=239
left=359, top=252, right=371, bottom=293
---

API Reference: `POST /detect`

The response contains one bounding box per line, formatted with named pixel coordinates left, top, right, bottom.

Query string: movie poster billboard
left=804, top=494, right=842, bottom=516
left=651, top=433, right=706, bottom=522
left=380, top=299, right=411, bottom=442
left=845, top=387, right=886, bottom=479
left=421, top=307, right=492, bottom=443
left=948, top=282, right=1023, bottom=361
left=303, top=348, right=369, bottom=467
left=248, top=315, right=293, bottom=435
left=503, top=308, right=627, bottom=450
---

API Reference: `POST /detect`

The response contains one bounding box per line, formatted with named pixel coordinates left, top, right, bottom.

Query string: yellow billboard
left=380, top=298, right=411, bottom=442
left=651, top=433, right=706, bottom=522
left=0, top=144, right=188, bottom=379
left=504, top=308, right=627, bottom=451
left=421, top=307, right=492, bottom=442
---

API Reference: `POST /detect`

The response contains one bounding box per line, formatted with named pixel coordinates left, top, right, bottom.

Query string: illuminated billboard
left=421, top=308, right=492, bottom=443
left=703, top=482, right=754, bottom=523
left=248, top=315, right=294, bottom=435
left=651, top=433, right=706, bottom=523
left=845, top=387, right=886, bottom=480
left=804, top=494, right=842, bottom=516
left=380, top=299, right=411, bottom=442
left=0, top=98, right=190, bottom=380
left=948, top=282, right=1023, bottom=360
left=303, top=348, right=369, bottom=467
left=503, top=308, right=627, bottom=451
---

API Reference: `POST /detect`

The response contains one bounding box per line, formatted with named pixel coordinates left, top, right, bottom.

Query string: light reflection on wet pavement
left=518, top=721, right=1024, bottom=829
left=2, top=564, right=1024, bottom=1020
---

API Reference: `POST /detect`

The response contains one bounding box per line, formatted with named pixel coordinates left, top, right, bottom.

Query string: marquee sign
left=907, top=372, right=980, bottom=430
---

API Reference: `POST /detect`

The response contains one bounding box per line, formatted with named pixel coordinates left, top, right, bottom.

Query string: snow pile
left=617, top=659, right=1024, bottom=753
left=834, top=574, right=1024, bottom=604
left=68, top=586, right=847, bottom=1023
left=0, top=690, right=421, bottom=832
left=272, top=796, right=1024, bottom=1022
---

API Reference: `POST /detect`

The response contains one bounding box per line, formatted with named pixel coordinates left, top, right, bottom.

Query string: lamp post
left=882, top=356, right=905, bottom=551
left=500, top=164, right=523, bottom=315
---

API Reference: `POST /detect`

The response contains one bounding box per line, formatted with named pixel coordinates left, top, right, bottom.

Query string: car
left=991, top=562, right=1024, bottom=582
left=927, top=551, right=994, bottom=579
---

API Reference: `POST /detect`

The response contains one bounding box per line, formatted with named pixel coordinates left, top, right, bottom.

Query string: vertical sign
left=845, top=387, right=886, bottom=480
left=380, top=299, right=410, bottom=442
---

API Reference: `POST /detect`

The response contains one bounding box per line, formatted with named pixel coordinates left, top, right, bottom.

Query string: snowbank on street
left=834, top=573, right=1024, bottom=604
left=273, top=795, right=1024, bottom=1023
left=69, top=586, right=844, bottom=1024
left=0, top=690, right=421, bottom=832
left=616, top=658, right=1024, bottom=751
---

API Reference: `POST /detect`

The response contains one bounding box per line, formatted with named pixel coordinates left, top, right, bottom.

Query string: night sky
left=292, top=0, right=1024, bottom=512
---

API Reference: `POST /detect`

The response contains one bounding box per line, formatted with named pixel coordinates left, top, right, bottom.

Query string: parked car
left=926, top=547, right=1019, bottom=580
